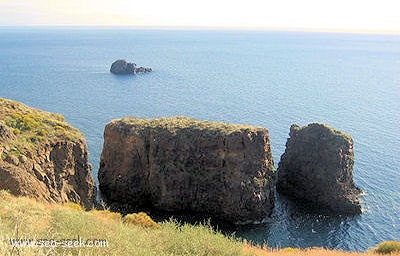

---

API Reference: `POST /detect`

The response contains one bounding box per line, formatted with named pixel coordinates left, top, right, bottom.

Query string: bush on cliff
left=123, top=212, right=159, bottom=228
left=372, top=241, right=400, bottom=254
left=0, top=98, right=81, bottom=159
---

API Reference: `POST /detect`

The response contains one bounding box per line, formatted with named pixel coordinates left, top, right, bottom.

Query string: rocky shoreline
left=0, top=98, right=362, bottom=224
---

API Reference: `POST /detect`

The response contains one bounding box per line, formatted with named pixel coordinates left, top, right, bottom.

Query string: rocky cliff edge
left=0, top=98, right=96, bottom=209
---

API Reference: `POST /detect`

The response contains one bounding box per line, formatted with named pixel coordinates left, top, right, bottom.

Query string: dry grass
left=0, top=190, right=398, bottom=256
left=243, top=242, right=400, bottom=256
left=112, top=116, right=266, bottom=135
left=0, top=98, right=82, bottom=161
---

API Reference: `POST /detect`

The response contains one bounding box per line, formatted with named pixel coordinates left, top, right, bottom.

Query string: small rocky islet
left=110, top=59, right=152, bottom=75
left=0, top=98, right=362, bottom=225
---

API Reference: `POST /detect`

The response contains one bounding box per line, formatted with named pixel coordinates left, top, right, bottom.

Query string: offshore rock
left=277, top=123, right=362, bottom=214
left=110, top=59, right=152, bottom=74
left=0, top=98, right=96, bottom=209
left=99, top=116, right=275, bottom=224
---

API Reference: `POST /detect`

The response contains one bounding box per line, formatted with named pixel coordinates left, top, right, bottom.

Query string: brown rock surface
left=277, top=123, right=362, bottom=214
left=99, top=116, right=275, bottom=224
left=0, top=98, right=96, bottom=209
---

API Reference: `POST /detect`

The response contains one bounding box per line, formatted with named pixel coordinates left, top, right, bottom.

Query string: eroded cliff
left=99, top=116, right=275, bottom=224
left=0, top=98, right=96, bottom=209
left=277, top=123, right=362, bottom=214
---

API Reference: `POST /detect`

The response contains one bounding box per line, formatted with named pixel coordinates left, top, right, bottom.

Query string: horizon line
left=1, top=25, right=400, bottom=35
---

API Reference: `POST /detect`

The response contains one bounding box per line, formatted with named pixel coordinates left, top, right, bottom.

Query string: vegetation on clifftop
left=0, top=191, right=398, bottom=256
left=0, top=98, right=82, bottom=159
left=113, top=116, right=266, bottom=135
left=291, top=123, right=353, bottom=144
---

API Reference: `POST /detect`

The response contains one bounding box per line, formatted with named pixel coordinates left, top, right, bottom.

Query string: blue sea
left=0, top=27, right=399, bottom=251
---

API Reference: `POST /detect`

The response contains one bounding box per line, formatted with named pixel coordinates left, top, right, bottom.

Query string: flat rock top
left=108, top=116, right=267, bottom=135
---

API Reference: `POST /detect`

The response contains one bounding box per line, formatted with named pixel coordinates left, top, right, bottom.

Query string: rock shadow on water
left=261, top=192, right=360, bottom=250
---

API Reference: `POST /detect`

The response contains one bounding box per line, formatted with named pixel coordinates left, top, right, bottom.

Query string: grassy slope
left=0, top=98, right=82, bottom=160
left=0, top=191, right=398, bottom=256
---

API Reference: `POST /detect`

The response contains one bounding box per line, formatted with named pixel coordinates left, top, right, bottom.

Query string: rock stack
left=98, top=116, right=276, bottom=224
left=277, top=123, right=362, bottom=214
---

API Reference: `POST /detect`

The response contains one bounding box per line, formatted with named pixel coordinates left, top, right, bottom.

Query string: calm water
left=0, top=27, right=399, bottom=251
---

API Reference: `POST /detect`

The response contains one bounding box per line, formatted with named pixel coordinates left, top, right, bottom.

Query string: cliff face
left=99, top=117, right=275, bottom=224
left=0, top=98, right=96, bottom=209
left=277, top=123, right=361, bottom=214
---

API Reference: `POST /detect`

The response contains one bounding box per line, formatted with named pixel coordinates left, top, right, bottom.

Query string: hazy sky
left=1, top=0, right=399, bottom=32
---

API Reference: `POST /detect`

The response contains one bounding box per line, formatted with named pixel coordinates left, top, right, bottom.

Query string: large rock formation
left=0, top=98, right=96, bottom=209
left=110, top=59, right=152, bottom=75
left=277, top=123, right=361, bottom=214
left=99, top=116, right=275, bottom=224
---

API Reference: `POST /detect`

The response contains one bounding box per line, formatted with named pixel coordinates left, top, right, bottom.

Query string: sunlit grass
left=0, top=98, right=82, bottom=161
left=0, top=191, right=398, bottom=255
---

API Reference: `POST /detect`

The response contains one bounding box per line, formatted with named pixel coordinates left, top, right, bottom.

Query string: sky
left=1, top=0, right=400, bottom=33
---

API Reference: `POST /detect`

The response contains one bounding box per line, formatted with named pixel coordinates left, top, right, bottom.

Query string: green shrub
left=123, top=212, right=159, bottom=228
left=0, top=98, right=82, bottom=152
left=37, top=128, right=48, bottom=137
left=373, top=241, right=400, bottom=254
left=6, top=113, right=41, bottom=132
left=8, top=147, right=21, bottom=157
